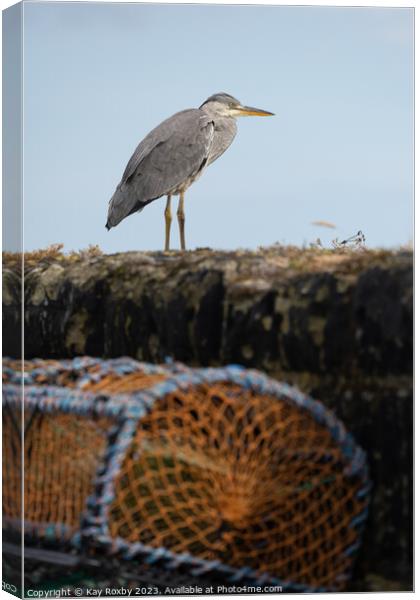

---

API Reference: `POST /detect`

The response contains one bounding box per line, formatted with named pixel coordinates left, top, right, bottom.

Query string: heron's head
left=200, top=92, right=274, bottom=118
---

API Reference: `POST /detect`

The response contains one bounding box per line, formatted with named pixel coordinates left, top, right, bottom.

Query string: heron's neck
left=203, top=111, right=237, bottom=137
left=203, top=112, right=238, bottom=166
left=213, top=116, right=237, bottom=137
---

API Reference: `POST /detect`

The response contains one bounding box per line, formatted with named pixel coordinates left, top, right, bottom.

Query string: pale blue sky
left=21, top=2, right=413, bottom=252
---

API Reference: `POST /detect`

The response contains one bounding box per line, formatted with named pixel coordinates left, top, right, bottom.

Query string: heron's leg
left=177, top=192, right=186, bottom=251
left=164, top=194, right=172, bottom=251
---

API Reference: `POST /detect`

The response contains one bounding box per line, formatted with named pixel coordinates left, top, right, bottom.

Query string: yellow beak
left=236, top=105, right=275, bottom=117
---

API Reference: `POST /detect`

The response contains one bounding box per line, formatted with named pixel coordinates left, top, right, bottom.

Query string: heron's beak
left=236, top=105, right=274, bottom=117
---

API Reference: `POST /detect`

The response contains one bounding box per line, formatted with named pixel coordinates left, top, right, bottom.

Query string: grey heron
left=106, top=92, right=274, bottom=250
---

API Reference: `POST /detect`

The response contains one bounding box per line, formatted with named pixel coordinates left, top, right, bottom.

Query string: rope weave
left=2, top=357, right=370, bottom=591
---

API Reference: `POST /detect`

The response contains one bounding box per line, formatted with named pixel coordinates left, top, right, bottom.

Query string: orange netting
left=3, top=408, right=112, bottom=538
left=105, top=381, right=363, bottom=588
left=2, top=405, right=22, bottom=524
left=83, top=371, right=166, bottom=394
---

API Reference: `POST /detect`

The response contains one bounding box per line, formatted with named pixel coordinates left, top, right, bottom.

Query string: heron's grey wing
left=121, top=109, right=194, bottom=183
left=134, top=111, right=214, bottom=200
left=107, top=110, right=214, bottom=228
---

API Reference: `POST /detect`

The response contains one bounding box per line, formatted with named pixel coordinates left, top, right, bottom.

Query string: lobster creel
left=3, top=357, right=370, bottom=592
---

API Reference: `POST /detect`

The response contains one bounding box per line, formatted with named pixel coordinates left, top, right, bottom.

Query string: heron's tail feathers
left=106, top=183, right=147, bottom=230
